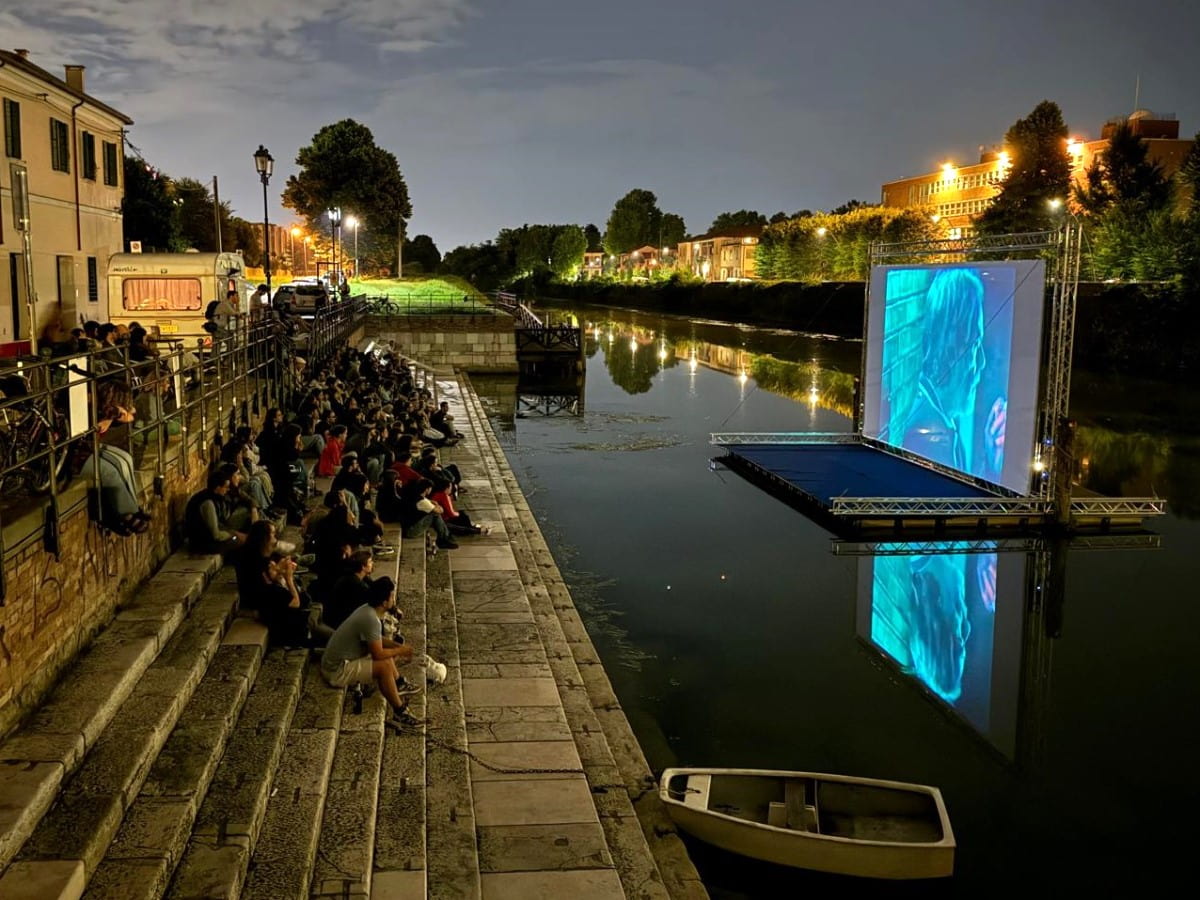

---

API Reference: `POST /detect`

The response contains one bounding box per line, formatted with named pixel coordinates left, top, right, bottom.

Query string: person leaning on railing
left=88, top=381, right=151, bottom=535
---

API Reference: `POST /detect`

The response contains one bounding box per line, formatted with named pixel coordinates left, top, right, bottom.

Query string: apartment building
left=676, top=226, right=761, bottom=281
left=0, top=49, right=132, bottom=354
left=880, top=110, right=1196, bottom=234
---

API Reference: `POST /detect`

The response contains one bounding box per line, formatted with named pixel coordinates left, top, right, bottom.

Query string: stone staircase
left=0, top=371, right=706, bottom=900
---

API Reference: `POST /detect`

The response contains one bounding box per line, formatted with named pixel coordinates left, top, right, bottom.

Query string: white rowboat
left=660, top=767, right=954, bottom=880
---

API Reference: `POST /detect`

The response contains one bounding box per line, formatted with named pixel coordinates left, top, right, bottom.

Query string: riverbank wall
left=364, top=314, right=518, bottom=372
left=539, top=281, right=1200, bottom=380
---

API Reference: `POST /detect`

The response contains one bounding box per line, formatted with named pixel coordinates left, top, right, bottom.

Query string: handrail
left=0, top=299, right=368, bottom=566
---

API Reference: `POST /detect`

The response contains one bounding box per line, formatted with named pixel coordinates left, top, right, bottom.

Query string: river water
left=472, top=302, right=1199, bottom=896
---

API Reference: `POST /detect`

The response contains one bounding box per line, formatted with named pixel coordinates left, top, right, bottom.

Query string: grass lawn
left=352, top=275, right=487, bottom=302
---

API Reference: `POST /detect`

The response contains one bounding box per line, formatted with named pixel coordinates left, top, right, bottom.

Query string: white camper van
left=107, top=252, right=253, bottom=335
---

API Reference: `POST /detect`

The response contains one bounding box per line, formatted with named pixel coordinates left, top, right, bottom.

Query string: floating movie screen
left=856, top=544, right=1025, bottom=756
left=863, top=261, right=1046, bottom=494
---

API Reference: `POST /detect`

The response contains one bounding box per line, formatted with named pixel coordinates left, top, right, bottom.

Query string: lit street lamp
left=345, top=215, right=359, bottom=279
left=253, top=145, right=274, bottom=294
left=327, top=207, right=342, bottom=284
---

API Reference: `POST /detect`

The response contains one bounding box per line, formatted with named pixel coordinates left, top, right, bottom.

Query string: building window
left=87, top=257, right=99, bottom=303
left=3, top=98, right=20, bottom=158
left=103, top=141, right=119, bottom=186
left=81, top=131, right=97, bottom=180
left=50, top=118, right=70, bottom=172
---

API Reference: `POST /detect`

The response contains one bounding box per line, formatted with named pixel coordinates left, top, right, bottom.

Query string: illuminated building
left=580, top=250, right=604, bottom=279
left=880, top=110, right=1196, bottom=233
left=675, top=226, right=761, bottom=282
left=0, top=49, right=133, bottom=354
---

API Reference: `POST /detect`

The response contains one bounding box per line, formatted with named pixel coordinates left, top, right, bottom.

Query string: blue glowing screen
left=864, top=261, right=1046, bottom=493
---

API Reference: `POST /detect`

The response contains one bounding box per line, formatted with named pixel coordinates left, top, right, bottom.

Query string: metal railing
left=0, top=300, right=367, bottom=589
left=366, top=292, right=495, bottom=316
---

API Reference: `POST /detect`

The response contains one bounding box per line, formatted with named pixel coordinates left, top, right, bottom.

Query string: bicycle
left=0, top=399, right=73, bottom=495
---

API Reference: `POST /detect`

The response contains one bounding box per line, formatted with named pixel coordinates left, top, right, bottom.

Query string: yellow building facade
left=880, top=111, right=1196, bottom=234
left=0, top=49, right=132, bottom=354
left=676, top=227, right=761, bottom=281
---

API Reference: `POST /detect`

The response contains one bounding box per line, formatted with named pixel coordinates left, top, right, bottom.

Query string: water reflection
left=844, top=536, right=1159, bottom=769
left=577, top=310, right=859, bottom=416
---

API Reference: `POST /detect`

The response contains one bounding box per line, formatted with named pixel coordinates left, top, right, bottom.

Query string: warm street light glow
left=1048, top=198, right=1063, bottom=210
left=629, top=338, right=638, bottom=353
left=1066, top=138, right=1084, bottom=159
left=941, top=162, right=956, bottom=181
left=291, top=227, right=301, bottom=237
left=931, top=214, right=941, bottom=223
left=816, top=226, right=828, bottom=237
left=345, top=215, right=358, bottom=229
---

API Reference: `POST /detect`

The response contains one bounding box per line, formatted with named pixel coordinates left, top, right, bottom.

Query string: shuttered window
left=50, top=118, right=70, bottom=172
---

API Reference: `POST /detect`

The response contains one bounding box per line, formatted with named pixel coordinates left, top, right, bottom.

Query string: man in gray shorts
left=321, top=576, right=422, bottom=725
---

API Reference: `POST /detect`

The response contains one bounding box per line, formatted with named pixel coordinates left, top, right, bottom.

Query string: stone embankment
left=0, top=375, right=707, bottom=899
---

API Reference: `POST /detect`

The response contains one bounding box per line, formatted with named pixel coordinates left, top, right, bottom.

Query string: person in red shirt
left=317, top=425, right=347, bottom=477
left=429, top=473, right=487, bottom=536
left=389, top=450, right=422, bottom=486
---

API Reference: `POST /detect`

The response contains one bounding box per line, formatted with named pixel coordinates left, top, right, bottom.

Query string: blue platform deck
left=722, top=442, right=996, bottom=506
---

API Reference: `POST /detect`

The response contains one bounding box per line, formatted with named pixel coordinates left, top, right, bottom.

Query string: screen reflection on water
left=856, top=543, right=1026, bottom=758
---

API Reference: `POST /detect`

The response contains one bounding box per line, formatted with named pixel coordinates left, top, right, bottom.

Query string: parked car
left=272, top=281, right=329, bottom=314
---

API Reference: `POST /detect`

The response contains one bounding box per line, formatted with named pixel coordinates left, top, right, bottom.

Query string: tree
left=975, top=101, right=1071, bottom=235
left=283, top=119, right=412, bottom=272
left=660, top=213, right=686, bottom=248
left=550, top=225, right=587, bottom=276
left=173, top=177, right=227, bottom=251
left=404, top=234, right=441, bottom=273
left=439, top=242, right=508, bottom=291
left=1176, top=132, right=1200, bottom=217
left=584, top=223, right=603, bottom=252
left=830, top=199, right=874, bottom=216
left=603, top=189, right=662, bottom=254
left=121, top=157, right=181, bottom=252
left=708, top=209, right=767, bottom=233
left=1074, top=122, right=1170, bottom=216
left=231, top=217, right=262, bottom=267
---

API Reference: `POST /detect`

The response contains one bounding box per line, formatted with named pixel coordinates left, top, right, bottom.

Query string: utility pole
left=212, top=175, right=222, bottom=253
left=397, top=217, right=404, bottom=280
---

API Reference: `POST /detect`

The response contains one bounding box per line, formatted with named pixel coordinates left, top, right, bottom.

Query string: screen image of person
left=879, top=266, right=1013, bottom=483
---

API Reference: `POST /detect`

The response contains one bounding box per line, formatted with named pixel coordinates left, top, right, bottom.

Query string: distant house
left=676, top=227, right=762, bottom=282
left=617, top=245, right=662, bottom=277
left=580, top=250, right=605, bottom=279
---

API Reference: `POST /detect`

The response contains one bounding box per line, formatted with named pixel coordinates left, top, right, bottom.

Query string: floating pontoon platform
left=711, top=433, right=1164, bottom=535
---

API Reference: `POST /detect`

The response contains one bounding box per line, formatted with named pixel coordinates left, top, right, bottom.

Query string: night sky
left=6, top=0, right=1199, bottom=249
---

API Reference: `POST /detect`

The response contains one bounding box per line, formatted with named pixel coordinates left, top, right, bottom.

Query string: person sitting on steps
left=185, top=467, right=247, bottom=555
left=320, top=576, right=424, bottom=727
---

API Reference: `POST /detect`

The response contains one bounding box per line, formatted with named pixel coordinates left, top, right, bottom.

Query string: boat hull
left=661, top=767, right=954, bottom=880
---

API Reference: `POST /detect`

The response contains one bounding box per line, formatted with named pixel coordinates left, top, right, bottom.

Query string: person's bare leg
left=372, top=658, right=406, bottom=711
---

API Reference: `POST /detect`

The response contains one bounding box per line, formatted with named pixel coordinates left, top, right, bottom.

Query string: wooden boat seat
left=785, top=781, right=820, bottom=832
left=683, top=774, right=711, bottom=809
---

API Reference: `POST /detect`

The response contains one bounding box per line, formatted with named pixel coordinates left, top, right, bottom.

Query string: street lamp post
left=253, top=145, right=274, bottom=295
left=345, top=215, right=359, bottom=279
left=290, top=227, right=300, bottom=276
left=327, top=207, right=342, bottom=285
left=303, top=236, right=311, bottom=276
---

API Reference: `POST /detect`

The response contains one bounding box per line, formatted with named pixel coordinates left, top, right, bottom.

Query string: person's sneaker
left=391, top=708, right=427, bottom=728
left=372, top=545, right=396, bottom=558
left=396, top=679, right=424, bottom=697
left=436, top=538, right=459, bottom=549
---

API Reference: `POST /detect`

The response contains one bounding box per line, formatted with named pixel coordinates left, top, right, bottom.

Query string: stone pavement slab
left=467, top=740, right=582, bottom=782
left=478, top=822, right=612, bottom=873
left=472, top=776, right=596, bottom=827
left=462, top=678, right=561, bottom=708
left=480, top=867, right=625, bottom=900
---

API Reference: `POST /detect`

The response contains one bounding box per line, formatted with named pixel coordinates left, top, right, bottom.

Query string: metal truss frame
left=832, top=533, right=1161, bottom=556
left=829, top=496, right=1048, bottom=517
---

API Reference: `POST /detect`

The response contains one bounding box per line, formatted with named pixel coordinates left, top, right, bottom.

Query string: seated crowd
left=182, top=341, right=469, bottom=727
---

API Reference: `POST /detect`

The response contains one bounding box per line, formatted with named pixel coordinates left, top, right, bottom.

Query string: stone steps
left=0, top=552, right=226, bottom=899
left=83, top=623, right=272, bottom=900
left=373, top=527, right=431, bottom=899
left=453, top=376, right=707, bottom=898
left=164, top=643, right=307, bottom=899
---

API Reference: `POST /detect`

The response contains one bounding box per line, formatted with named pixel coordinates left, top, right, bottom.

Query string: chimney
left=65, top=64, right=85, bottom=93
left=14, top=49, right=30, bottom=60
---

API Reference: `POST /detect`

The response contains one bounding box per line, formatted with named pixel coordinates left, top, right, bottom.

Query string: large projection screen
left=863, top=261, right=1046, bottom=494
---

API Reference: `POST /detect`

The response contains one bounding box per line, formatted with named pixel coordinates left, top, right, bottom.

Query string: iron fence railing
left=0, top=300, right=368, bottom=582
left=365, top=292, right=495, bottom=316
